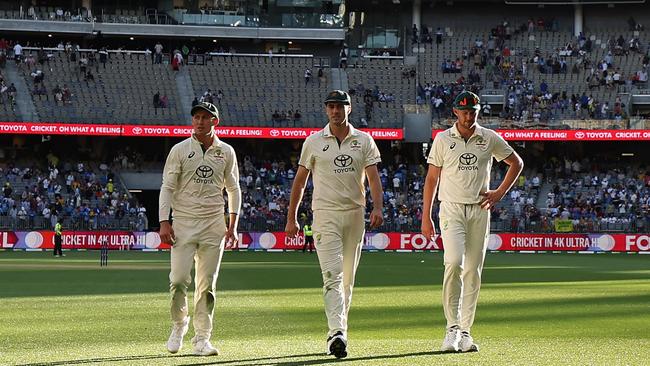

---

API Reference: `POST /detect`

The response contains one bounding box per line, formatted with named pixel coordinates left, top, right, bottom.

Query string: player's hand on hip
left=159, top=221, right=175, bottom=245
left=421, top=218, right=436, bottom=240
left=369, top=207, right=383, bottom=229
left=285, top=220, right=300, bottom=238
left=479, top=189, right=505, bottom=210
left=225, top=228, right=238, bottom=249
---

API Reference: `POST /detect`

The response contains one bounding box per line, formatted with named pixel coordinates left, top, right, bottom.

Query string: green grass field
left=1, top=251, right=649, bottom=366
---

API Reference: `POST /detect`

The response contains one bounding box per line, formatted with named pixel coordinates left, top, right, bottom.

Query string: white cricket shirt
left=427, top=123, right=514, bottom=204
left=299, top=124, right=381, bottom=211
left=159, top=134, right=241, bottom=221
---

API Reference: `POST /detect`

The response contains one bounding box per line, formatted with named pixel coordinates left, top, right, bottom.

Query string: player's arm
left=365, top=164, right=384, bottom=229
left=224, top=148, right=241, bottom=247
left=285, top=165, right=310, bottom=238
left=159, top=146, right=180, bottom=244
left=421, top=164, right=442, bottom=240
left=479, top=151, right=524, bottom=210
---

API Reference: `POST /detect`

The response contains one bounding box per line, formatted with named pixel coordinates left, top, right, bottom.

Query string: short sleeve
left=298, top=139, right=315, bottom=171
left=426, top=133, right=444, bottom=167
left=364, top=135, right=382, bottom=167
left=490, top=131, right=515, bottom=162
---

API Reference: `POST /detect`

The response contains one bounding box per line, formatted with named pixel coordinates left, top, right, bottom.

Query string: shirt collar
left=191, top=130, right=219, bottom=148
left=322, top=123, right=358, bottom=139
left=450, top=122, right=485, bottom=140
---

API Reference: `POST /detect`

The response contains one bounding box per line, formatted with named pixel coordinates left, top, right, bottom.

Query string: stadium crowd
left=0, top=154, right=148, bottom=231
left=2, top=150, right=648, bottom=234
left=235, top=154, right=650, bottom=234
left=418, top=18, right=649, bottom=125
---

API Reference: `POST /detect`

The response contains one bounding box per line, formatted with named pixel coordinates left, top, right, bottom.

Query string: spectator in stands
left=153, top=92, right=161, bottom=108
left=13, top=42, right=23, bottom=64
left=171, top=51, right=183, bottom=71
left=154, top=42, right=163, bottom=64
left=339, top=46, right=347, bottom=69
left=84, top=70, right=95, bottom=84
left=24, top=53, right=35, bottom=69
left=412, top=24, right=419, bottom=44
left=160, top=95, right=169, bottom=108
left=98, top=46, right=108, bottom=69
left=53, top=85, right=63, bottom=104
left=3, top=182, right=12, bottom=198
left=482, top=102, right=492, bottom=117
left=192, top=97, right=199, bottom=107
left=31, top=68, right=45, bottom=84
left=304, top=68, right=312, bottom=85
left=60, top=84, right=71, bottom=104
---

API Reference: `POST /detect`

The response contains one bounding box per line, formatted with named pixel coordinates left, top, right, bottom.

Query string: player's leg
left=440, top=202, right=466, bottom=328
left=167, top=218, right=197, bottom=353
left=439, top=202, right=466, bottom=351
left=341, top=207, right=365, bottom=321
left=457, top=204, right=489, bottom=352
left=313, top=209, right=347, bottom=357
left=192, top=216, right=226, bottom=356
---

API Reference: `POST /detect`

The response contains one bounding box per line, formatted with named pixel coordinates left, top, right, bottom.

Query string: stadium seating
left=188, top=55, right=329, bottom=127
left=18, top=50, right=185, bottom=125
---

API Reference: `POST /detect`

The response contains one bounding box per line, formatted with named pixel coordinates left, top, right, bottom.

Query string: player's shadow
left=180, top=350, right=448, bottom=366
left=14, top=353, right=197, bottom=366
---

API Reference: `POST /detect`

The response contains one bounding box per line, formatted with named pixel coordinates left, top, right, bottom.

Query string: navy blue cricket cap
left=191, top=102, right=220, bottom=119
left=324, top=90, right=351, bottom=105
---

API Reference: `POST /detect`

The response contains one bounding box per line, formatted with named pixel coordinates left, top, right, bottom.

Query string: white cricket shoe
left=459, top=331, right=479, bottom=352
left=166, top=316, right=190, bottom=354
left=192, top=338, right=220, bottom=356
left=441, top=326, right=460, bottom=352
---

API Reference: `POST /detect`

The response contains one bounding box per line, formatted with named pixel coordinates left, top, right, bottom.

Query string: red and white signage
left=4, top=121, right=649, bottom=141
left=2, top=231, right=648, bottom=252
left=0, top=122, right=403, bottom=140
left=487, top=233, right=650, bottom=252
left=432, top=129, right=650, bottom=141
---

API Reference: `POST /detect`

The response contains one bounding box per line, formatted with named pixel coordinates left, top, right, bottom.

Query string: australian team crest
left=350, top=139, right=362, bottom=151
left=214, top=147, right=224, bottom=158
left=476, top=137, right=488, bottom=151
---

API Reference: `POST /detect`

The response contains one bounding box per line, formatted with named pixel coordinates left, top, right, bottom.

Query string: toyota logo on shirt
left=195, top=165, right=214, bottom=178
left=333, top=154, right=355, bottom=173
left=458, top=153, right=479, bottom=171
left=334, top=154, right=353, bottom=167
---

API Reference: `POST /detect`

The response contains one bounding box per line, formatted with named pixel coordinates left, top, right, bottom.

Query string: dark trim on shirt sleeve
left=497, top=151, right=515, bottom=163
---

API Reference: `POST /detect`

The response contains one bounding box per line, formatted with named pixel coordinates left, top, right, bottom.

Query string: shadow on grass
left=179, top=351, right=448, bottom=366
left=14, top=353, right=196, bottom=366
left=15, top=353, right=328, bottom=366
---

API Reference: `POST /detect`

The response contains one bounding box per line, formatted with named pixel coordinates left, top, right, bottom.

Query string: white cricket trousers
left=169, top=216, right=226, bottom=340
left=439, top=201, right=490, bottom=332
left=312, top=207, right=365, bottom=337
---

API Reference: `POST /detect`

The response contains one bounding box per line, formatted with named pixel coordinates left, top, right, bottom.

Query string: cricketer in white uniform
left=285, top=90, right=384, bottom=359
left=159, top=102, right=241, bottom=356
left=421, top=91, right=523, bottom=353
